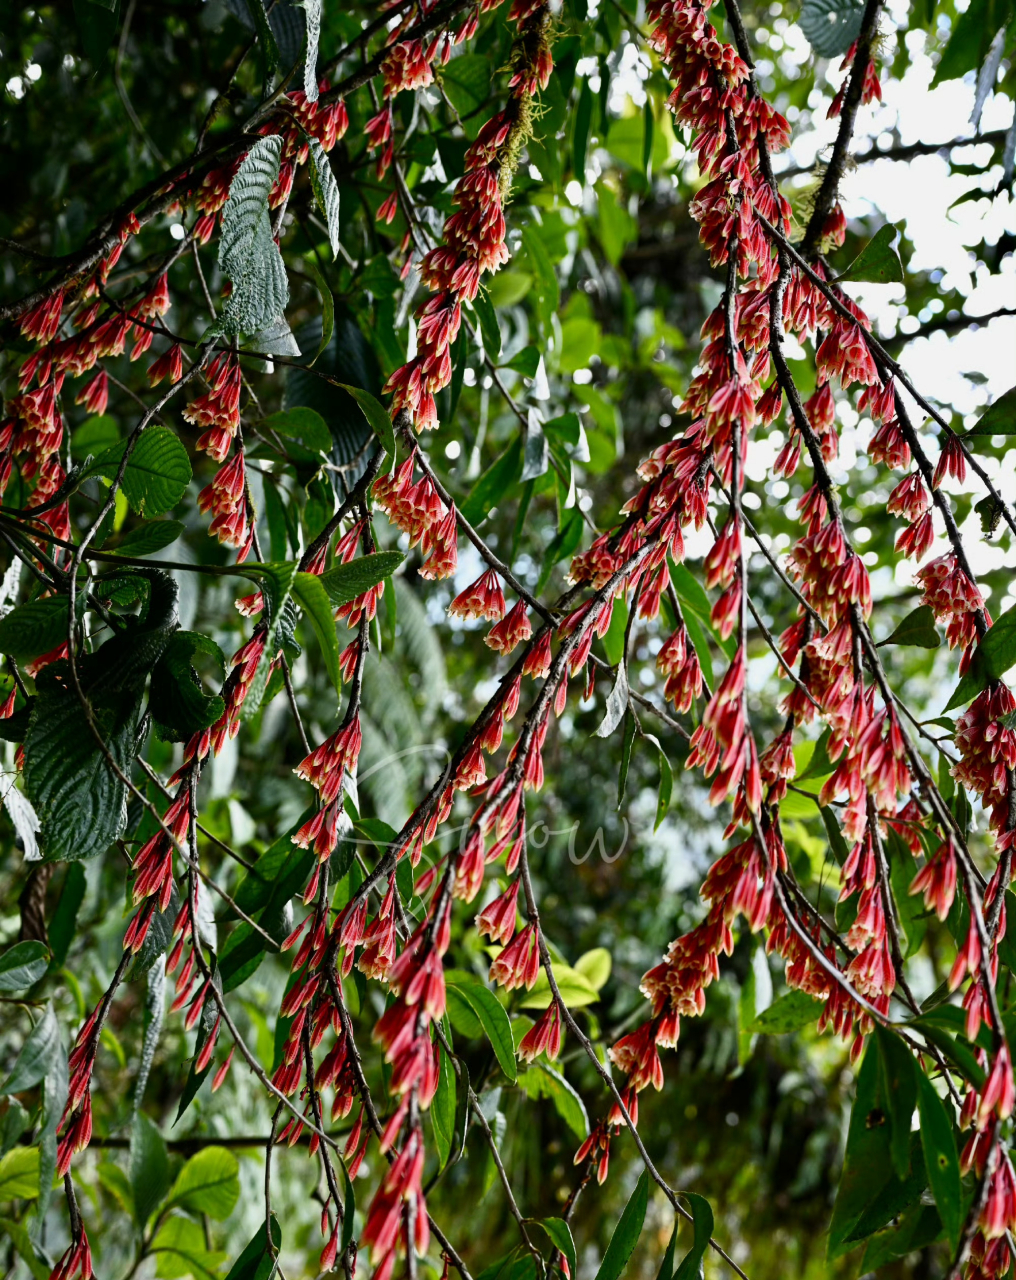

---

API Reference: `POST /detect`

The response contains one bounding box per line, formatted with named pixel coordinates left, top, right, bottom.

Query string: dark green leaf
left=320, top=551, right=404, bottom=609
left=594, top=1169, right=649, bottom=1280
left=874, top=1026, right=918, bottom=1179
left=573, top=76, right=593, bottom=179
left=86, top=426, right=193, bottom=516
left=149, top=631, right=226, bottom=742
left=655, top=746, right=673, bottom=832
left=304, top=259, right=334, bottom=367
left=827, top=1044, right=894, bottom=1259
left=836, top=224, right=904, bottom=285
left=461, top=438, right=523, bottom=526
left=292, top=571, right=341, bottom=694
left=533, top=1218, right=576, bottom=1275
left=114, top=521, right=185, bottom=557
left=432, top=1045, right=456, bottom=1169
left=222, top=1216, right=282, bottom=1280
left=442, top=54, right=490, bottom=121
left=946, top=602, right=1016, bottom=708
left=47, top=863, right=86, bottom=969
left=748, top=989, right=823, bottom=1034
left=446, top=974, right=517, bottom=1082
left=262, top=407, right=333, bottom=453
left=130, top=1111, right=171, bottom=1226
left=517, top=1063, right=589, bottom=1139
left=503, top=347, right=542, bottom=379
left=799, top=0, right=864, bottom=56
left=881, top=604, right=941, bottom=648
left=472, top=285, right=502, bottom=361
left=167, top=1146, right=240, bottom=1220
left=0, top=598, right=69, bottom=663
left=964, top=385, right=1016, bottom=437
left=617, top=711, right=636, bottom=809
left=602, top=595, right=628, bottom=667
left=917, top=1070, right=962, bottom=1249
left=3, top=1004, right=60, bottom=1092
left=672, top=1193, right=714, bottom=1280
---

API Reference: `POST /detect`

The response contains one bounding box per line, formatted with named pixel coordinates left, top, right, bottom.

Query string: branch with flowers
left=2, top=1, right=1015, bottom=1279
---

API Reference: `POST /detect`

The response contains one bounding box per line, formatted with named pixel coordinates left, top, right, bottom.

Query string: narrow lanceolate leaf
left=670, top=1194, right=714, bottom=1280
left=219, top=134, right=289, bottom=336
left=301, top=0, right=322, bottom=100
left=836, top=224, right=904, bottom=285
left=881, top=604, right=940, bottom=648
left=594, top=1169, right=649, bottom=1280
left=3, top=1004, right=61, bottom=1093
left=292, top=571, right=341, bottom=694
left=307, top=137, right=340, bottom=258
left=965, top=384, right=1016, bottom=437
left=431, top=1045, right=457, bottom=1168
left=222, top=1216, right=282, bottom=1280
left=337, top=382, right=395, bottom=458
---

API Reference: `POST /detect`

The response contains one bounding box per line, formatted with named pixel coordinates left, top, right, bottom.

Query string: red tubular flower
left=518, top=1001, right=562, bottom=1063
left=75, top=369, right=108, bottom=416
left=909, top=839, right=956, bottom=921
left=294, top=719, right=362, bottom=804
left=147, top=343, right=183, bottom=387
left=489, top=923, right=540, bottom=990
left=20, top=288, right=65, bottom=345
left=609, top=1021, right=665, bottom=1092
left=475, top=878, right=520, bottom=945
left=485, top=600, right=532, bottom=654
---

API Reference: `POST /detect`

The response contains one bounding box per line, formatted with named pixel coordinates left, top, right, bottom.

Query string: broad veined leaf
left=3, top=1004, right=61, bottom=1092
left=573, top=948, right=612, bottom=991
left=441, top=54, right=491, bottom=121
left=247, top=314, right=300, bottom=357
left=964, top=385, right=1016, bottom=438
left=0, top=597, right=70, bottom=662
left=520, top=964, right=600, bottom=1011
left=87, top=426, right=193, bottom=516
left=166, top=1146, right=240, bottom=1221
left=836, top=224, right=904, bottom=285
left=307, top=137, right=340, bottom=257
left=149, top=631, right=226, bottom=742
left=748, top=988, right=825, bottom=1034
left=594, top=1169, right=649, bottom=1280
left=218, top=134, right=289, bottom=336
left=114, top=520, right=185, bottom=557
left=0, top=940, right=49, bottom=992
left=0, top=1146, right=40, bottom=1200
left=301, top=0, right=321, bottom=100
left=517, top=1062, right=589, bottom=1139
left=799, top=0, right=864, bottom=57
left=881, top=604, right=941, bottom=648
left=320, top=551, right=404, bottom=610
left=152, top=1215, right=228, bottom=1280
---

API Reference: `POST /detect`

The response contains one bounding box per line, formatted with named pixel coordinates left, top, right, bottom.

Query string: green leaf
left=153, top=1215, right=227, bottom=1280
left=221, top=1216, right=282, bottom=1280
left=3, top=1004, right=60, bottom=1092
left=517, top=1063, right=589, bottom=1139
left=0, top=598, right=70, bottom=662
left=307, top=137, right=341, bottom=258
left=0, top=1215, right=50, bottom=1280
left=87, top=426, right=193, bottom=517
left=149, top=631, right=226, bottom=742
left=916, top=1070, right=962, bottom=1250
left=503, top=347, right=542, bottom=379
left=446, top=974, right=517, bottom=1082
left=572, top=76, right=593, bottom=179
left=320, top=551, right=404, bottom=610
left=442, top=54, right=490, bottom=123
left=0, top=941, right=50, bottom=992
left=218, top=135, right=288, bottom=336
left=799, top=0, right=865, bottom=57
left=130, top=1111, right=171, bottom=1226
left=167, top=1146, right=240, bottom=1221
left=292, top=571, right=341, bottom=694
left=246, top=0, right=280, bottom=75
left=533, top=1218, right=576, bottom=1275
left=882, top=604, right=941, bottom=648
left=836, top=224, right=905, bottom=285
left=964, top=385, right=1016, bottom=437
left=828, top=1044, right=894, bottom=1259
left=594, top=1169, right=649, bottom=1280
left=946, top=602, right=1016, bottom=708
left=431, top=1044, right=456, bottom=1169
left=336, top=382, right=396, bottom=462
left=48, top=863, right=86, bottom=968
left=114, top=520, right=185, bottom=557
left=304, top=259, right=334, bottom=366
left=874, top=1026, right=918, bottom=1180
left=672, top=1193, right=714, bottom=1280
left=748, top=989, right=824, bottom=1034
left=574, top=948, right=611, bottom=991
left=601, top=595, right=628, bottom=667
left=461, top=438, right=523, bottom=526
left=472, top=285, right=502, bottom=361
left=642, top=98, right=654, bottom=180
left=932, top=0, right=1011, bottom=84
left=522, top=227, right=560, bottom=331
left=596, top=184, right=638, bottom=267
left=655, top=744, right=673, bottom=831
left=301, top=0, right=321, bottom=100
left=237, top=561, right=299, bottom=717
left=262, top=407, right=333, bottom=453
left=520, top=963, right=600, bottom=1010
left=617, top=711, right=636, bottom=809
left=0, top=1146, right=40, bottom=1200
left=73, top=0, right=120, bottom=65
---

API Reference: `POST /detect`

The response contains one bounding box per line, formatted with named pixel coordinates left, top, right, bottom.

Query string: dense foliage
left=0, top=1, right=1014, bottom=1279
